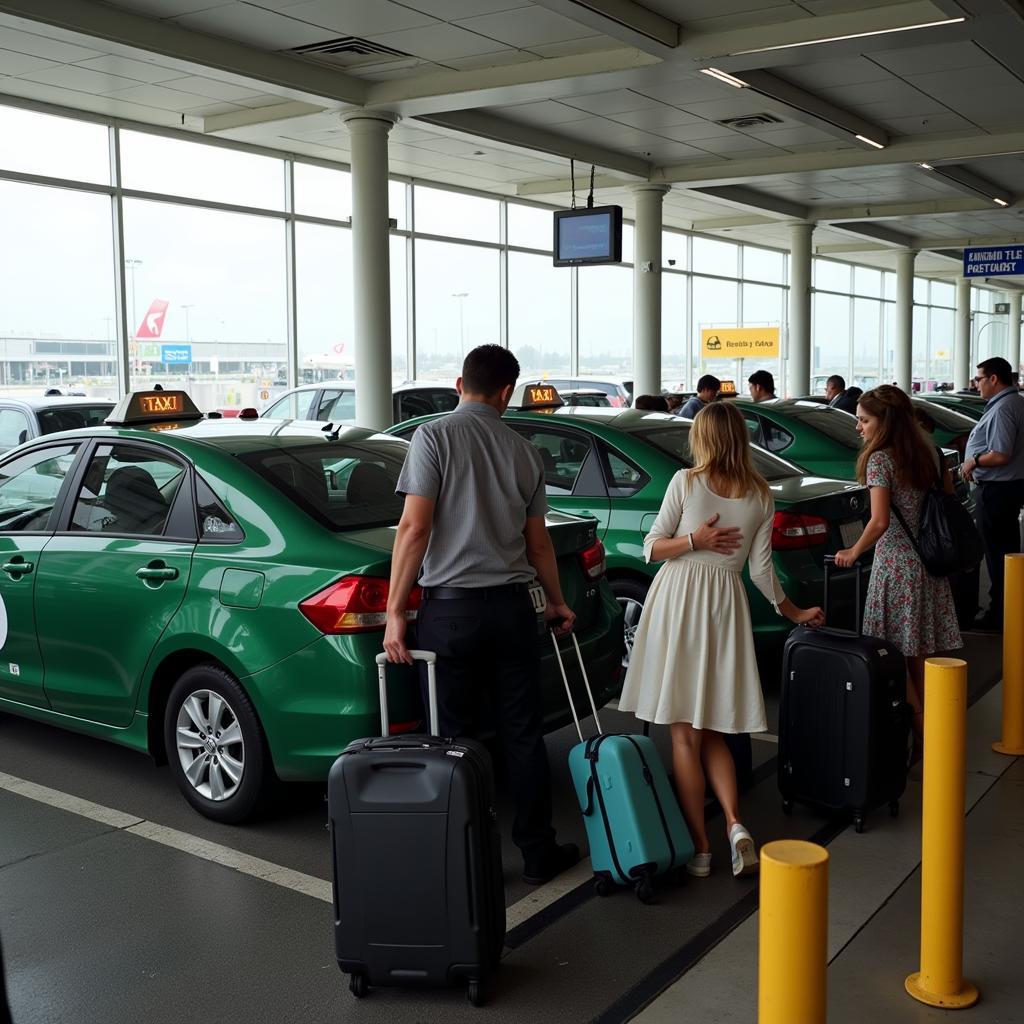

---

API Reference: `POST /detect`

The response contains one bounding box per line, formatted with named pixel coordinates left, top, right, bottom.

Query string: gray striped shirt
left=396, top=402, right=548, bottom=587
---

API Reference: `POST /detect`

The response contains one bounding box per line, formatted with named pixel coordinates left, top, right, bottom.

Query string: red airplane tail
left=136, top=299, right=169, bottom=339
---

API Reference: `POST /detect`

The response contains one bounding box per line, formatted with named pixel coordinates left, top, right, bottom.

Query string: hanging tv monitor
left=553, top=206, right=623, bottom=267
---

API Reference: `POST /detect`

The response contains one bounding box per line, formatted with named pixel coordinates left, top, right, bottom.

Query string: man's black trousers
left=415, top=588, right=555, bottom=861
left=975, top=479, right=1024, bottom=617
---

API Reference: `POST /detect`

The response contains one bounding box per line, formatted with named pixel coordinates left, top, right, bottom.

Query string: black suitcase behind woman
left=329, top=651, right=505, bottom=1007
left=778, top=557, right=911, bottom=833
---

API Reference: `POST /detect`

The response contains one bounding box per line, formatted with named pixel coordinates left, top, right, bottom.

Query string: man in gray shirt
left=962, top=356, right=1024, bottom=630
left=384, top=344, right=580, bottom=885
left=679, top=374, right=720, bottom=419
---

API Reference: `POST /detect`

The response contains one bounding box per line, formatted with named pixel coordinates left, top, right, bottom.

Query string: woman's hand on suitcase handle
left=692, top=514, right=743, bottom=555
left=833, top=547, right=857, bottom=568
left=789, top=604, right=825, bottom=628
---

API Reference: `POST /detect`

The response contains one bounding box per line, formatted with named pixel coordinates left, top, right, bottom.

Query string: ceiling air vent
left=716, top=113, right=784, bottom=130
left=289, top=36, right=414, bottom=69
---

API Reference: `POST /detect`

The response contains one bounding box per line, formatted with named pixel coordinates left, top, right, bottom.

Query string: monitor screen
left=553, top=206, right=623, bottom=266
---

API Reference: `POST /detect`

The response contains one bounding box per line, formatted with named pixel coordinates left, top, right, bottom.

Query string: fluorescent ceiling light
left=918, top=162, right=1012, bottom=208
left=919, top=162, right=934, bottom=170
left=729, top=17, right=966, bottom=56
left=855, top=134, right=886, bottom=150
left=700, top=67, right=748, bottom=89
left=994, top=197, right=1010, bottom=207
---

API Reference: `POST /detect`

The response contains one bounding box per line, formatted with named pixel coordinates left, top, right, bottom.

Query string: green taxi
left=919, top=392, right=987, bottom=421
left=391, top=396, right=871, bottom=665
left=0, top=391, right=621, bottom=822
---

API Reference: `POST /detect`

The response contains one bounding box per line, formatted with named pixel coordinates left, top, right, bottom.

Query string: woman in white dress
left=619, top=402, right=824, bottom=878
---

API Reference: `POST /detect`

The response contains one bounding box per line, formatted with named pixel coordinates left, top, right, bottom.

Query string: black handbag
left=890, top=463, right=984, bottom=578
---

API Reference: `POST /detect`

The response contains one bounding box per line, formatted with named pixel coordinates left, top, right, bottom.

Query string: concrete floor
left=0, top=629, right=1009, bottom=1023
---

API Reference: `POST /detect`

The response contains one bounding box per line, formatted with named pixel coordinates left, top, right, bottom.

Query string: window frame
left=596, top=440, right=650, bottom=498
left=0, top=441, right=85, bottom=536
left=0, top=406, right=33, bottom=451
left=507, top=422, right=602, bottom=498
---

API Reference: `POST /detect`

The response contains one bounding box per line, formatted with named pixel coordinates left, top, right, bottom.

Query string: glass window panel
left=693, top=236, right=737, bottom=277
left=974, top=288, right=994, bottom=313
left=743, top=245, right=784, bottom=284
left=913, top=303, right=928, bottom=382
left=120, top=130, right=284, bottom=210
left=124, top=199, right=287, bottom=405
left=294, top=163, right=350, bottom=220
left=509, top=203, right=553, bottom=251
left=662, top=231, right=687, bottom=269
left=508, top=252, right=570, bottom=378
left=0, top=181, right=117, bottom=395
left=662, top=274, right=686, bottom=387
left=813, top=258, right=851, bottom=293
left=931, top=281, right=955, bottom=307
left=578, top=265, right=632, bottom=375
left=295, top=223, right=353, bottom=384
left=853, top=266, right=881, bottom=297
left=742, top=283, right=784, bottom=325
left=389, top=180, right=408, bottom=230
left=0, top=104, right=109, bottom=185
left=812, top=292, right=851, bottom=377
left=928, top=307, right=955, bottom=385
left=0, top=444, right=79, bottom=532
left=622, top=223, right=634, bottom=264
left=390, top=236, right=408, bottom=381
left=414, top=186, right=499, bottom=243
left=882, top=301, right=895, bottom=380
left=852, top=298, right=881, bottom=387
left=415, top=240, right=499, bottom=379
left=692, top=276, right=738, bottom=379
left=883, top=271, right=896, bottom=300
left=914, top=277, right=929, bottom=304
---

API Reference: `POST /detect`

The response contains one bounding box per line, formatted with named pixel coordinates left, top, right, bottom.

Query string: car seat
left=346, top=462, right=395, bottom=505
left=103, top=466, right=168, bottom=534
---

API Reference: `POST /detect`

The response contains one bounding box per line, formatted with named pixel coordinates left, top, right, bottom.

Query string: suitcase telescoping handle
left=549, top=631, right=603, bottom=743
left=822, top=554, right=863, bottom=636
left=375, top=650, right=439, bottom=738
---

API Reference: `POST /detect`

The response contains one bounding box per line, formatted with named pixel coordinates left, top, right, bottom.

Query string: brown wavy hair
left=854, top=385, right=937, bottom=490
left=689, top=400, right=770, bottom=502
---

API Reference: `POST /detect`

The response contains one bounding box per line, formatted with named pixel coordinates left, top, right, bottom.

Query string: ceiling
left=2, top=0, right=1024, bottom=283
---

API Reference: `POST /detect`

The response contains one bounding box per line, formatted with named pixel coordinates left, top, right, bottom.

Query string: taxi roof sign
left=106, top=389, right=204, bottom=426
left=510, top=382, right=565, bottom=411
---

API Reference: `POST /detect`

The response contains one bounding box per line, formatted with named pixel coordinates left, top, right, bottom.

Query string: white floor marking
left=0, top=771, right=143, bottom=830
left=504, top=858, right=594, bottom=932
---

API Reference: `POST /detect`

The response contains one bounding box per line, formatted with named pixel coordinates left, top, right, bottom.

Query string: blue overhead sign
left=161, top=345, right=192, bottom=364
left=964, top=247, right=1024, bottom=277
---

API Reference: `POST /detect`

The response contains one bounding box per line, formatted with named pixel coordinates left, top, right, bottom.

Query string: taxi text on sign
left=701, top=327, right=780, bottom=358
left=963, top=247, right=1024, bottom=277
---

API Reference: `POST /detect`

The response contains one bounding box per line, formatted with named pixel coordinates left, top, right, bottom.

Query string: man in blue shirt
left=961, top=356, right=1024, bottom=630
left=679, top=375, right=720, bottom=418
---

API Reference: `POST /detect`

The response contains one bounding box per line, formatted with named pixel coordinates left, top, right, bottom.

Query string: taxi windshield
left=239, top=440, right=407, bottom=531
left=632, top=425, right=800, bottom=482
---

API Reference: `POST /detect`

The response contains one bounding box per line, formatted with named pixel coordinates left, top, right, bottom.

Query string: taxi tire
left=164, top=665, right=272, bottom=824
left=610, top=577, right=649, bottom=669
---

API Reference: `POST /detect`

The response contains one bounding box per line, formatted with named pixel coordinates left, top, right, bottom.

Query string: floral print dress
left=862, top=449, right=962, bottom=657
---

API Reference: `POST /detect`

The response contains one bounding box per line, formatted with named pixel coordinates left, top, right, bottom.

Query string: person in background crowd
left=825, top=374, right=861, bottom=415
left=747, top=370, right=776, bottom=403
left=384, top=344, right=580, bottom=886
left=961, top=356, right=1024, bottom=631
left=619, top=402, right=823, bottom=879
left=913, top=405, right=937, bottom=435
left=835, top=386, right=962, bottom=757
left=665, top=393, right=685, bottom=413
left=635, top=394, right=670, bottom=412
left=679, top=375, right=721, bottom=419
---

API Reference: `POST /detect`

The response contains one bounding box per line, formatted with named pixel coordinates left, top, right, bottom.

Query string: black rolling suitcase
left=329, top=651, right=505, bottom=1007
left=778, top=556, right=911, bottom=833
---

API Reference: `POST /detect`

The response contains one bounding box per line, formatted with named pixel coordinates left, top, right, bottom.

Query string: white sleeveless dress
left=618, top=469, right=785, bottom=733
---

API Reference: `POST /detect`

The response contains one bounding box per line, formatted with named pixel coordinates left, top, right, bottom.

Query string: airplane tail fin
left=136, top=299, right=169, bottom=339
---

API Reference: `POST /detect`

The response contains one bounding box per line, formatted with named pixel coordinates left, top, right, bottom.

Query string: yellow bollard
left=905, top=657, right=979, bottom=1009
left=994, top=553, right=1024, bottom=756
left=758, top=840, right=828, bottom=1024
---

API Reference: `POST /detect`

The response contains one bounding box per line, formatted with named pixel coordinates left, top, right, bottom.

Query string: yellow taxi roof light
left=510, top=382, right=565, bottom=410
left=106, top=389, right=204, bottom=426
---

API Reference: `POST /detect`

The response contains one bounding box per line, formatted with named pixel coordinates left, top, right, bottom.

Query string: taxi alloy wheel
left=611, top=578, right=649, bottom=671
left=164, top=665, right=270, bottom=823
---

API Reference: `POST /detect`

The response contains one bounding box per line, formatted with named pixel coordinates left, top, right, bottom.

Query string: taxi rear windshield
left=38, top=405, right=113, bottom=434
left=774, top=403, right=861, bottom=449
left=633, top=426, right=800, bottom=482
left=238, top=441, right=406, bottom=531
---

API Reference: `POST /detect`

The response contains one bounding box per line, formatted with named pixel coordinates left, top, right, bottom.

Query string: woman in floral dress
left=835, top=386, right=962, bottom=750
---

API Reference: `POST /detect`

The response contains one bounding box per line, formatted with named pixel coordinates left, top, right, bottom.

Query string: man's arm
left=524, top=515, right=575, bottom=635
left=383, top=494, right=435, bottom=664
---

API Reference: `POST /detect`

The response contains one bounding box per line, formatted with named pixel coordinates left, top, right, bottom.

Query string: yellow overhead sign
left=702, top=327, right=780, bottom=358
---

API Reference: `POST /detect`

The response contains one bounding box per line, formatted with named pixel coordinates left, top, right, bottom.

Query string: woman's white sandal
left=686, top=851, right=712, bottom=877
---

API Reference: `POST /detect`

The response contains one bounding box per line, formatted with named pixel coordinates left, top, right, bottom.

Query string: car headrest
left=346, top=462, right=394, bottom=505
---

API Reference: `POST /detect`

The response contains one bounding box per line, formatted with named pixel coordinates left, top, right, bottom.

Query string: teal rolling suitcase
left=551, top=633, right=694, bottom=903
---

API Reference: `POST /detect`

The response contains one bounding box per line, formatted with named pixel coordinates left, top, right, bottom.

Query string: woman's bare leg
left=669, top=722, right=708, bottom=853
left=700, top=731, right=742, bottom=832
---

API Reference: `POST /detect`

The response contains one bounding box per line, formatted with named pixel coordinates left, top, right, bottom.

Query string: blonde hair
left=689, top=401, right=770, bottom=502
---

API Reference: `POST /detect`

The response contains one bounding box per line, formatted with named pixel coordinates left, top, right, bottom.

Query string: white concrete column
left=342, top=109, right=397, bottom=430
left=787, top=223, right=813, bottom=398
left=631, top=184, right=670, bottom=398
left=954, top=278, right=972, bottom=391
left=894, top=249, right=916, bottom=392
left=1010, top=291, right=1022, bottom=378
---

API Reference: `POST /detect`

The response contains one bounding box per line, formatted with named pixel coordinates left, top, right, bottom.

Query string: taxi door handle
left=136, top=566, right=179, bottom=582
left=2, top=560, right=33, bottom=576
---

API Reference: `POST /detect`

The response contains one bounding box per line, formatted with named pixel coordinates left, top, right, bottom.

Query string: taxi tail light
left=772, top=511, right=829, bottom=550
left=579, top=540, right=607, bottom=579
left=299, top=576, right=421, bottom=634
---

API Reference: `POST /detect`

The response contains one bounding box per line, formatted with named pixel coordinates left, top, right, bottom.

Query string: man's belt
left=421, top=583, right=529, bottom=600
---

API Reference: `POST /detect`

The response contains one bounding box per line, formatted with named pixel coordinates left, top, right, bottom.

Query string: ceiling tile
left=99, top=83, right=218, bottom=110
left=606, top=105, right=703, bottom=130
left=105, top=0, right=236, bottom=15
left=173, top=4, right=339, bottom=48
left=561, top=89, right=663, bottom=115
left=184, top=100, right=246, bottom=116
left=690, top=135, right=782, bottom=156
left=655, top=120, right=737, bottom=142
left=0, top=27, right=102, bottom=63
left=872, top=41, right=992, bottom=77
left=159, top=75, right=271, bottom=101
left=276, top=0, right=438, bottom=36
left=18, top=65, right=143, bottom=94
left=454, top=7, right=596, bottom=48
left=74, top=55, right=186, bottom=84
left=877, top=112, right=976, bottom=135
left=236, top=93, right=297, bottom=107
left=528, top=36, right=616, bottom=58
left=0, top=49, right=55, bottom=78
left=442, top=49, right=536, bottom=71
left=783, top=57, right=893, bottom=90
left=398, top=0, right=526, bottom=18
left=484, top=100, right=592, bottom=125
left=366, top=22, right=511, bottom=61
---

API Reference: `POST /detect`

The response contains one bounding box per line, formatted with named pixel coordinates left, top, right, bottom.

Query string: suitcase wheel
left=781, top=799, right=793, bottom=816
left=467, top=980, right=486, bottom=1007
left=854, top=814, right=866, bottom=834
left=349, top=973, right=368, bottom=999
left=594, top=873, right=616, bottom=898
left=889, top=800, right=899, bottom=818
left=634, top=877, right=655, bottom=905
